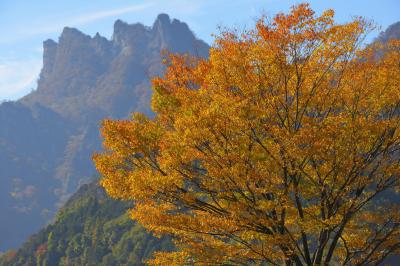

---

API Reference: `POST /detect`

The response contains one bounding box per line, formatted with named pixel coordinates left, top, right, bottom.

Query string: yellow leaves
left=93, top=3, right=400, bottom=265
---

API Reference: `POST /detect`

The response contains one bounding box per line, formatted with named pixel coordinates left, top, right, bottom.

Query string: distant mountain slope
left=0, top=181, right=172, bottom=266
left=375, top=21, right=400, bottom=43
left=0, top=102, right=73, bottom=250
left=0, top=14, right=209, bottom=252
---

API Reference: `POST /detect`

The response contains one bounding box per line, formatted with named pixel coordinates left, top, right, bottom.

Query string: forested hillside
left=0, top=181, right=172, bottom=266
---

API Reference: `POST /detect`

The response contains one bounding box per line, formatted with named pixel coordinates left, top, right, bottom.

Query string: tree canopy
left=94, top=4, right=400, bottom=265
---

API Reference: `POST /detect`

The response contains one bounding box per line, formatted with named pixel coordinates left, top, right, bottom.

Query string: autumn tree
left=94, top=4, right=400, bottom=265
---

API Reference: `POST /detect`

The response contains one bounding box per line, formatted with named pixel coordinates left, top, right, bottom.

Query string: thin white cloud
left=74, top=3, right=155, bottom=25
left=0, top=59, right=41, bottom=101
left=0, top=1, right=204, bottom=45
left=30, top=3, right=154, bottom=36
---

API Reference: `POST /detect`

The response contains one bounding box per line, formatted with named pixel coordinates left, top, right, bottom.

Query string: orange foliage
left=94, top=4, right=400, bottom=265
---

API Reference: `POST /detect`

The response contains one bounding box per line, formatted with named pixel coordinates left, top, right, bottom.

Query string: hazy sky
left=0, top=0, right=399, bottom=101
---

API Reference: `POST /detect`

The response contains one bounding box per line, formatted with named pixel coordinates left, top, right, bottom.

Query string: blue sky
left=0, top=0, right=399, bottom=101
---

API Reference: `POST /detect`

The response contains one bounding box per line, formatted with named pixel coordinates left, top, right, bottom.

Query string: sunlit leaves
left=94, top=3, right=400, bottom=265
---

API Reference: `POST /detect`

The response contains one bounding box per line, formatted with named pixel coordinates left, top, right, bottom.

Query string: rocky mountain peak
left=59, top=27, right=90, bottom=43
left=151, top=14, right=196, bottom=52
left=112, top=19, right=148, bottom=47
left=42, top=39, right=58, bottom=79
left=153, top=13, right=171, bottom=28
left=57, top=27, right=111, bottom=56
left=22, top=14, right=209, bottom=119
left=43, top=38, right=57, bottom=49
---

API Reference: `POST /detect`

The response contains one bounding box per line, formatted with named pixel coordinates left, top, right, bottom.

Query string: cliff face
left=0, top=14, right=209, bottom=252
left=22, top=14, right=208, bottom=120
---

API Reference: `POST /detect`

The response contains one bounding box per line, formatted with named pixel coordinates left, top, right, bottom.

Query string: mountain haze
left=0, top=14, right=209, bottom=252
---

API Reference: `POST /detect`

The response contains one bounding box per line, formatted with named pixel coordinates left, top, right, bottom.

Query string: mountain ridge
left=20, top=14, right=209, bottom=121
left=0, top=14, right=209, bottom=252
